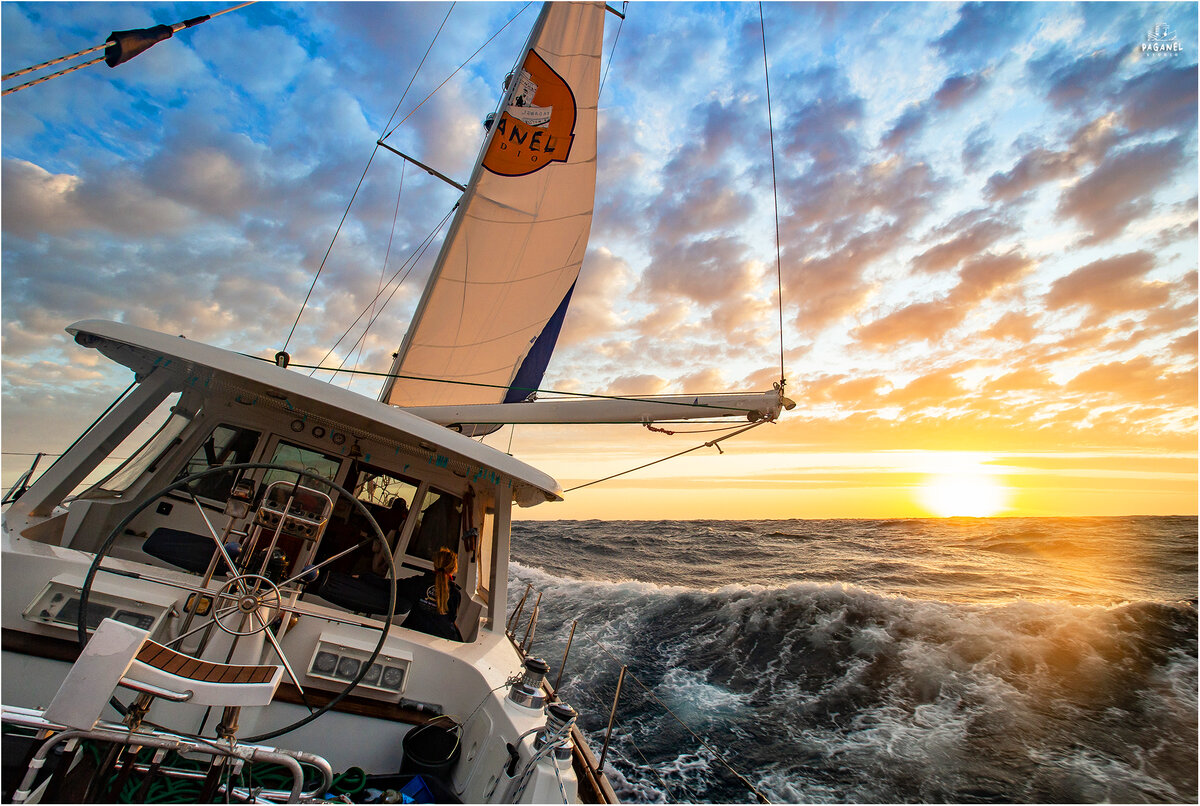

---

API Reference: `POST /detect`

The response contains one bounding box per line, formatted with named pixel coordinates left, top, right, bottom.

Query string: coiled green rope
left=80, top=741, right=367, bottom=802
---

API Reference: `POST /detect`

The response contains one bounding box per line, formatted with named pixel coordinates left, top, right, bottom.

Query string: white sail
left=379, top=2, right=605, bottom=412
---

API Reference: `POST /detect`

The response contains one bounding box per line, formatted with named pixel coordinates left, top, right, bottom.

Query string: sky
left=2, top=1, right=1196, bottom=520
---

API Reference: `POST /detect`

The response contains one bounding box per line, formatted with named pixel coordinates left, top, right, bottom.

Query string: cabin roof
left=67, top=320, right=563, bottom=507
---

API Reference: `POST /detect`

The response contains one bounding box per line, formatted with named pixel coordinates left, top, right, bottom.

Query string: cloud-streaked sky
left=2, top=2, right=1196, bottom=519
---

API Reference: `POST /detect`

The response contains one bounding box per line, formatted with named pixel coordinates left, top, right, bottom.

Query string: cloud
left=780, top=65, right=866, bottom=170
left=882, top=71, right=989, bottom=151
left=985, top=147, right=1074, bottom=202
left=934, top=71, right=989, bottom=109
left=803, top=374, right=889, bottom=407
left=1057, top=137, right=1187, bottom=243
left=984, top=311, right=1039, bottom=342
left=604, top=374, right=669, bottom=397
left=854, top=250, right=1033, bottom=347
left=1, top=158, right=191, bottom=238
left=1046, top=251, right=1170, bottom=314
left=887, top=368, right=966, bottom=408
left=640, top=236, right=760, bottom=306
left=953, top=251, right=1035, bottom=304
left=559, top=247, right=631, bottom=347
left=1115, top=63, right=1198, bottom=137
left=1066, top=356, right=1197, bottom=406
left=853, top=300, right=962, bottom=347
left=982, top=367, right=1055, bottom=394
left=881, top=105, right=927, bottom=152
left=672, top=368, right=727, bottom=394
left=1036, top=49, right=1126, bottom=110
left=654, top=175, right=757, bottom=241
left=961, top=124, right=992, bottom=172
left=911, top=214, right=1014, bottom=274
left=932, top=3, right=1030, bottom=65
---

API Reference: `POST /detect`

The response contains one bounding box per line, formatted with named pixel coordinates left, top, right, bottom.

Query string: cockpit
left=20, top=386, right=499, bottom=646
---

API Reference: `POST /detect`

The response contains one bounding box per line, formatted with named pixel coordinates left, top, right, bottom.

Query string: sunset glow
left=2, top=2, right=1196, bottom=520
left=919, top=472, right=1009, bottom=518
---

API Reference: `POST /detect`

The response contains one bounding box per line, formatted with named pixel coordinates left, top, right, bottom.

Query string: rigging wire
left=283, top=3, right=455, bottom=355
left=246, top=351, right=772, bottom=416
left=563, top=420, right=769, bottom=493
left=642, top=422, right=750, bottom=436
left=758, top=2, right=787, bottom=390
left=382, top=2, right=534, bottom=142
left=310, top=206, right=455, bottom=380
left=597, top=2, right=628, bottom=99
left=343, top=161, right=408, bottom=389
left=553, top=679, right=686, bottom=802
left=2, top=41, right=110, bottom=83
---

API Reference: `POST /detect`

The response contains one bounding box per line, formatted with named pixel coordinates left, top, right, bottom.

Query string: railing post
left=551, top=620, right=578, bottom=700
left=598, top=665, right=626, bottom=772
left=520, top=592, right=542, bottom=652
left=507, top=583, right=533, bottom=636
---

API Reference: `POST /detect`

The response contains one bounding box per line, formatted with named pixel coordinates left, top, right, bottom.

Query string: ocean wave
left=511, top=565, right=1197, bottom=803
left=509, top=518, right=1197, bottom=802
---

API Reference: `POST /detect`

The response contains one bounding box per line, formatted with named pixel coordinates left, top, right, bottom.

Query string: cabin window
left=476, top=508, right=495, bottom=604
left=351, top=467, right=420, bottom=535
left=314, top=465, right=422, bottom=576
left=174, top=424, right=262, bottom=501
left=406, top=488, right=463, bottom=562
left=81, top=397, right=191, bottom=497
left=260, top=441, right=342, bottom=493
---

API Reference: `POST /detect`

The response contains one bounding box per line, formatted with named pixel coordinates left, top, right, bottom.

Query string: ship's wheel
left=78, top=462, right=397, bottom=742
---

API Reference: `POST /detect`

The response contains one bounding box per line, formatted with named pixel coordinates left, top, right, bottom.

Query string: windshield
left=79, top=395, right=190, bottom=497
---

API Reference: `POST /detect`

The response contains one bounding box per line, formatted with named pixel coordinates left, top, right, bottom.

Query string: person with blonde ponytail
left=400, top=547, right=463, bottom=641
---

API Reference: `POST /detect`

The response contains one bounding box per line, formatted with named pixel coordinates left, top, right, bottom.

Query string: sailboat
left=0, top=3, right=789, bottom=803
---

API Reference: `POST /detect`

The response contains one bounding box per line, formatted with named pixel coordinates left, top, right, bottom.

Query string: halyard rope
left=2, top=2, right=254, bottom=96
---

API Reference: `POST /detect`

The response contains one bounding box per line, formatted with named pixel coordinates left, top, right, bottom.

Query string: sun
left=918, top=471, right=1009, bottom=518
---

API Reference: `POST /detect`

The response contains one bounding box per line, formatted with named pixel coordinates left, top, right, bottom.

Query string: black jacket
left=400, top=572, right=462, bottom=641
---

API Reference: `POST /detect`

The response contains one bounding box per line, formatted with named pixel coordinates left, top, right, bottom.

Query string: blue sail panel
left=504, top=282, right=576, bottom=404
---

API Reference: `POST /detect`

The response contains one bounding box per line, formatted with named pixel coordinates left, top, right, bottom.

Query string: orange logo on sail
left=483, top=50, right=576, bottom=177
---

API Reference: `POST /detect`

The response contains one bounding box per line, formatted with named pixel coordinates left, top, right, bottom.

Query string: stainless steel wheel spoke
left=277, top=536, right=373, bottom=589
left=253, top=611, right=308, bottom=703
left=189, top=493, right=245, bottom=593
left=164, top=603, right=241, bottom=649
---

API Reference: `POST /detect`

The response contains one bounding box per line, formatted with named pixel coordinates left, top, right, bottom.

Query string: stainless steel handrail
left=2, top=705, right=332, bottom=803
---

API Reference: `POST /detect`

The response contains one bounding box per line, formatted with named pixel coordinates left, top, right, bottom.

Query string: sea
left=507, top=517, right=1198, bottom=804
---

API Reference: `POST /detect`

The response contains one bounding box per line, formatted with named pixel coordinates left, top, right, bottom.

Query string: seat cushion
left=319, top=571, right=411, bottom=617
left=142, top=528, right=226, bottom=574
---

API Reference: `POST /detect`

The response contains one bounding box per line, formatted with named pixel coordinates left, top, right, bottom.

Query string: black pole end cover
left=105, top=25, right=174, bottom=67
left=524, top=657, right=550, bottom=675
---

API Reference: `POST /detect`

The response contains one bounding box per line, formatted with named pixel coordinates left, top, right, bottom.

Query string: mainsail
left=379, top=2, right=605, bottom=417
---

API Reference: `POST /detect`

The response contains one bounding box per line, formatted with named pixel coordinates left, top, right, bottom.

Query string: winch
left=507, top=657, right=550, bottom=709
